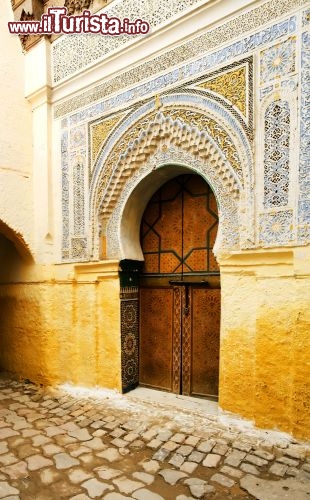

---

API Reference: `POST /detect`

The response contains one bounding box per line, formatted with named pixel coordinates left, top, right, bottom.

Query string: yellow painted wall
left=219, top=247, right=310, bottom=440
left=0, top=246, right=309, bottom=440
left=0, top=261, right=122, bottom=391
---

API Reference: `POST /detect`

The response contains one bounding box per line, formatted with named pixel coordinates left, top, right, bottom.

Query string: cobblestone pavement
left=0, top=375, right=309, bottom=499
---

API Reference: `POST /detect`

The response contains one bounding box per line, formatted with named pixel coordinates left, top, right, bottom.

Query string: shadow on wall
left=0, top=223, right=46, bottom=382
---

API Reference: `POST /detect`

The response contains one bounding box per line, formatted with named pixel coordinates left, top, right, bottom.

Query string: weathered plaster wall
left=0, top=0, right=33, bottom=250
left=219, top=248, right=310, bottom=440
left=0, top=262, right=122, bottom=390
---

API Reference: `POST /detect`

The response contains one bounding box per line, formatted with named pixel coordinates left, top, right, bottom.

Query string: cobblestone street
left=0, top=375, right=309, bottom=500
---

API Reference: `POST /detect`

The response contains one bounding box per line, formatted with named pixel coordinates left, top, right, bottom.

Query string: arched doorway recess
left=139, top=173, right=220, bottom=399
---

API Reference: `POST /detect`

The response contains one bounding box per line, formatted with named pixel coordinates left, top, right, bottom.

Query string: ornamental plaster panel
left=298, top=29, right=310, bottom=243
left=195, top=64, right=248, bottom=122
left=259, top=210, right=294, bottom=246
left=260, top=36, right=296, bottom=84
left=53, top=4, right=299, bottom=119
left=256, top=84, right=298, bottom=247
left=52, top=0, right=205, bottom=84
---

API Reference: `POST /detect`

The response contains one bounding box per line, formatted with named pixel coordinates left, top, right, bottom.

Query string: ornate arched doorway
left=139, top=174, right=220, bottom=399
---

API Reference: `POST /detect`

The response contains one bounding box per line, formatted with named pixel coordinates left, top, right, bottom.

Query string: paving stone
left=31, top=435, right=51, bottom=447
left=0, top=454, right=18, bottom=466
left=185, top=436, right=200, bottom=447
left=285, top=446, right=307, bottom=459
left=188, top=451, right=204, bottom=463
left=302, top=463, right=310, bottom=473
left=97, top=448, right=122, bottom=462
left=111, top=438, right=128, bottom=448
left=142, top=460, right=160, bottom=474
left=90, top=420, right=105, bottom=429
left=110, top=428, right=126, bottom=438
left=68, top=468, right=94, bottom=484
left=210, top=473, right=235, bottom=488
left=0, top=481, right=19, bottom=498
left=197, top=440, right=215, bottom=453
left=60, top=421, right=80, bottom=432
left=54, top=452, right=80, bottom=469
left=68, top=429, right=92, bottom=441
left=184, top=478, right=215, bottom=498
left=159, top=469, right=188, bottom=485
left=26, top=454, right=53, bottom=471
left=269, top=462, right=288, bottom=476
left=66, top=445, right=90, bottom=457
left=202, top=453, right=221, bottom=468
left=277, top=456, right=300, bottom=467
left=0, top=443, right=8, bottom=456
left=95, top=466, right=122, bottom=480
left=220, top=465, right=244, bottom=478
left=213, top=443, right=229, bottom=455
left=241, top=473, right=310, bottom=499
left=0, top=428, right=19, bottom=440
left=142, top=429, right=158, bottom=441
left=253, top=449, right=275, bottom=461
left=152, top=448, right=170, bottom=462
left=177, top=445, right=194, bottom=456
left=168, top=453, right=185, bottom=467
left=171, top=433, right=186, bottom=443
left=104, top=494, right=130, bottom=500
left=41, top=443, right=64, bottom=456
left=70, top=495, right=92, bottom=500
left=82, top=478, right=114, bottom=497
left=245, top=453, right=268, bottom=466
left=132, top=472, right=154, bottom=485
left=1, top=460, right=28, bottom=479
left=287, top=467, right=299, bottom=476
left=55, top=434, right=77, bottom=446
left=224, top=450, right=246, bottom=467
left=123, top=432, right=139, bottom=442
left=157, top=430, right=173, bottom=441
left=93, top=429, right=107, bottom=438
left=79, top=454, right=96, bottom=465
left=240, top=463, right=259, bottom=475
left=39, top=467, right=61, bottom=485
left=112, top=476, right=144, bottom=494
left=180, top=461, right=198, bottom=473
left=21, top=429, right=39, bottom=438
left=130, top=440, right=145, bottom=448
left=147, top=439, right=162, bottom=449
left=83, top=437, right=106, bottom=451
left=132, top=489, right=165, bottom=500
left=162, top=440, right=179, bottom=452
left=232, top=441, right=252, bottom=452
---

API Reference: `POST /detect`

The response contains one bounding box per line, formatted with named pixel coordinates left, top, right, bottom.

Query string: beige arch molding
left=0, top=218, right=33, bottom=262
left=91, top=110, right=249, bottom=260
left=97, top=112, right=240, bottom=221
left=91, top=111, right=246, bottom=260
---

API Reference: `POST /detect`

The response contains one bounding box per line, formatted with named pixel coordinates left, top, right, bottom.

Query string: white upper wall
left=0, top=0, right=33, bottom=253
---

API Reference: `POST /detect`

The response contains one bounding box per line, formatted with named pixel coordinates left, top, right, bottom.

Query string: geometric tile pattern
left=264, top=100, right=290, bottom=208
left=298, top=30, right=310, bottom=243
left=260, top=36, right=296, bottom=84
left=54, top=7, right=298, bottom=119
left=259, top=210, right=294, bottom=246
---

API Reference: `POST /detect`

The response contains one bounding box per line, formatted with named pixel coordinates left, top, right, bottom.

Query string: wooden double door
left=139, top=174, right=221, bottom=398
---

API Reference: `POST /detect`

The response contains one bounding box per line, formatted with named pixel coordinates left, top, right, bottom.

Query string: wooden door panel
left=139, top=287, right=173, bottom=391
left=191, top=288, right=221, bottom=397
